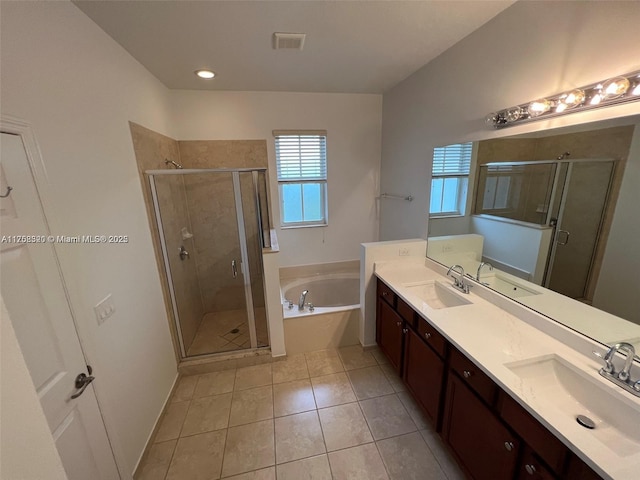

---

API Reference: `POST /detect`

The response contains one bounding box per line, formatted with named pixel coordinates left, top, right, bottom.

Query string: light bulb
left=555, top=103, right=567, bottom=113
left=601, top=77, right=630, bottom=99
left=527, top=99, right=552, bottom=117
left=505, top=107, right=523, bottom=122
left=195, top=69, right=216, bottom=79
left=632, top=83, right=640, bottom=96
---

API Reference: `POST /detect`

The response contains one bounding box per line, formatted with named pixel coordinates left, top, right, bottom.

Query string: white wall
left=593, top=124, right=640, bottom=324
left=380, top=1, right=640, bottom=241
left=1, top=296, right=68, bottom=480
left=170, top=90, right=382, bottom=267
left=471, top=216, right=552, bottom=283
left=1, top=2, right=177, bottom=476
left=359, top=239, right=427, bottom=347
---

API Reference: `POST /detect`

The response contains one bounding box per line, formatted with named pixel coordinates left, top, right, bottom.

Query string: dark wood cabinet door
left=403, top=327, right=444, bottom=427
left=517, top=447, right=557, bottom=480
left=377, top=298, right=404, bottom=373
left=443, top=374, right=519, bottom=480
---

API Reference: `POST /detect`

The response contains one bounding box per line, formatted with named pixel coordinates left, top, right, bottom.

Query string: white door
left=0, top=131, right=120, bottom=480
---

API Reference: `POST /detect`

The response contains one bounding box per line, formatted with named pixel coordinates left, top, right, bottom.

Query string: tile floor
left=187, top=309, right=270, bottom=356
left=137, top=345, right=466, bottom=480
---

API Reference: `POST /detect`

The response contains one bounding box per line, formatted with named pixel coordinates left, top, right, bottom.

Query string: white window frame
left=429, top=142, right=473, bottom=218
left=274, top=130, right=328, bottom=228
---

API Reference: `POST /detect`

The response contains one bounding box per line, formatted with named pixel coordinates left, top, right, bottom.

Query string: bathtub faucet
left=298, top=290, right=309, bottom=311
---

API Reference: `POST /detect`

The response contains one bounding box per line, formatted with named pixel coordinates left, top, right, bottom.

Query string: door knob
left=71, top=368, right=95, bottom=399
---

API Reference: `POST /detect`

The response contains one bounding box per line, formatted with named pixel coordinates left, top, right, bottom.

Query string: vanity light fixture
left=195, top=69, right=216, bottom=79
left=487, top=70, right=640, bottom=128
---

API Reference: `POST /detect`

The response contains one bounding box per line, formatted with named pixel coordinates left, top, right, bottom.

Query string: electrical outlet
left=94, top=294, right=115, bottom=325
left=399, top=247, right=410, bottom=256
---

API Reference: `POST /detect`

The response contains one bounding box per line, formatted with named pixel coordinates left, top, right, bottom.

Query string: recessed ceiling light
left=195, top=69, right=216, bottom=79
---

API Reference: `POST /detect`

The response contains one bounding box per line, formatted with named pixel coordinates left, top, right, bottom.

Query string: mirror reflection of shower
left=147, top=168, right=272, bottom=358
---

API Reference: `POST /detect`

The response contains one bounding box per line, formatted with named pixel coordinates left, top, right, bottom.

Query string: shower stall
left=475, top=158, right=616, bottom=301
left=146, top=168, right=271, bottom=358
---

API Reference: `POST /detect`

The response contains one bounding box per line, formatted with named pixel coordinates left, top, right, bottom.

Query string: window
left=429, top=142, right=472, bottom=217
left=274, top=130, right=328, bottom=227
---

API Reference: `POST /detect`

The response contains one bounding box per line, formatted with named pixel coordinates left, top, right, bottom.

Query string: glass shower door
left=545, top=161, right=615, bottom=300
left=149, top=170, right=261, bottom=357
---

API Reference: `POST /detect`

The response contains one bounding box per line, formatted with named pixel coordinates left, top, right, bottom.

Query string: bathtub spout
left=298, top=290, right=309, bottom=310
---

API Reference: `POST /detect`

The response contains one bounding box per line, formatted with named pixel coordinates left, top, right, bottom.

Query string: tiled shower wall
left=177, top=140, right=268, bottom=314
left=129, top=123, right=204, bottom=352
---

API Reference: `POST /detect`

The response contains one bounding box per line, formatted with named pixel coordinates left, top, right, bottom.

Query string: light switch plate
left=94, top=294, right=115, bottom=325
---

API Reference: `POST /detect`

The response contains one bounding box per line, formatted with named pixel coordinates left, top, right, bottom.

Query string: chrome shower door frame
left=147, top=168, right=268, bottom=358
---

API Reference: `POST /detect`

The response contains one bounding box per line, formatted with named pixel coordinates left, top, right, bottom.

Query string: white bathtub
left=280, top=268, right=361, bottom=354
left=281, top=272, right=360, bottom=318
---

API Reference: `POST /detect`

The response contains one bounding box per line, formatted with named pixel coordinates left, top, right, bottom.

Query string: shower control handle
left=557, top=229, right=570, bottom=246
left=232, top=260, right=238, bottom=279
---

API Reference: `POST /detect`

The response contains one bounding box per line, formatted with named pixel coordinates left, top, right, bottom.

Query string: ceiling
left=73, top=0, right=514, bottom=94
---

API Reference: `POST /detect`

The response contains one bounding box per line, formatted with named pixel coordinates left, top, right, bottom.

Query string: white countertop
left=374, top=257, right=640, bottom=480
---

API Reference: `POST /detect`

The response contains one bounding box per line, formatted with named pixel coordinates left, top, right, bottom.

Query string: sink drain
left=230, top=328, right=240, bottom=334
left=576, top=415, right=596, bottom=429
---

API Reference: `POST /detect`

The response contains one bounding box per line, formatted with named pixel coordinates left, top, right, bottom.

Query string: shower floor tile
left=186, top=309, right=269, bottom=356
left=136, top=347, right=464, bottom=480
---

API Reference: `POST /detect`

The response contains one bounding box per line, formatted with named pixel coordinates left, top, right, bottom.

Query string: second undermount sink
left=506, top=354, right=640, bottom=457
left=403, top=281, right=472, bottom=309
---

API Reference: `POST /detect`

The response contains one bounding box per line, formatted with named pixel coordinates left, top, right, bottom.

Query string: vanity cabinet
left=374, top=277, right=604, bottom=480
left=443, top=372, right=520, bottom=480
left=376, top=291, right=405, bottom=373
left=403, top=326, right=445, bottom=426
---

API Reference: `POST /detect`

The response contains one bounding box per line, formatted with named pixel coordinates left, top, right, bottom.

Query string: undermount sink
left=483, top=273, right=541, bottom=298
left=403, top=281, right=472, bottom=309
left=506, top=354, right=640, bottom=457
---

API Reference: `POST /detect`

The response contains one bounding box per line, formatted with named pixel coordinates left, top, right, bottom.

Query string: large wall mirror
left=427, top=114, right=640, bottom=351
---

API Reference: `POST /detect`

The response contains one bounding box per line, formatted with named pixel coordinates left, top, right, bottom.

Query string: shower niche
left=147, top=168, right=271, bottom=358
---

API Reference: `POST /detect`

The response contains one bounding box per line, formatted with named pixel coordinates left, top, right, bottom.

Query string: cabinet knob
left=396, top=321, right=402, bottom=327
left=424, top=332, right=432, bottom=339
left=382, top=291, right=388, bottom=296
left=504, top=441, right=514, bottom=452
left=463, top=370, right=473, bottom=378
left=525, top=464, right=537, bottom=475
left=402, top=328, right=408, bottom=334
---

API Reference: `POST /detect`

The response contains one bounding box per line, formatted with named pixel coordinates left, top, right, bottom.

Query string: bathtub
left=280, top=263, right=361, bottom=354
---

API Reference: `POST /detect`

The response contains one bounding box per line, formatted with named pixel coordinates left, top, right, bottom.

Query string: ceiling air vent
left=273, top=32, right=306, bottom=50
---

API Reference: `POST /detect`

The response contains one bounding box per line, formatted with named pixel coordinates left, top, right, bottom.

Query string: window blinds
left=275, top=132, right=327, bottom=182
left=432, top=142, right=472, bottom=176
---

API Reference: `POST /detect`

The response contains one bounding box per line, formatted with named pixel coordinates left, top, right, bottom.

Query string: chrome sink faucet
left=476, top=261, right=493, bottom=282
left=447, top=264, right=470, bottom=294
left=298, top=290, right=309, bottom=311
left=594, top=342, right=640, bottom=396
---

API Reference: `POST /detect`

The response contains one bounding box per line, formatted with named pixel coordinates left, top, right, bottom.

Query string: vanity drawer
left=377, top=279, right=396, bottom=307
left=499, top=392, right=567, bottom=475
left=517, top=446, right=556, bottom=480
left=449, top=348, right=497, bottom=406
left=417, top=320, right=447, bottom=358
left=396, top=296, right=416, bottom=326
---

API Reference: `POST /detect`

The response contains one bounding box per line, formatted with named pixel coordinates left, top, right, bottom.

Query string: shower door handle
left=557, top=230, right=570, bottom=245
left=231, top=259, right=238, bottom=278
